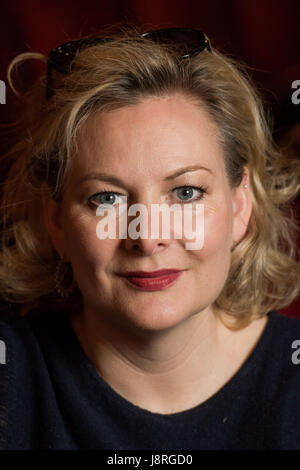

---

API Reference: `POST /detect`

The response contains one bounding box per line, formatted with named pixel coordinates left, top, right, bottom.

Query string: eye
left=173, top=185, right=207, bottom=203
left=87, top=185, right=208, bottom=208
left=88, top=191, right=126, bottom=208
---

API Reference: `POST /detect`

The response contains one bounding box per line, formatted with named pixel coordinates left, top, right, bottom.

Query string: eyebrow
left=78, top=165, right=213, bottom=187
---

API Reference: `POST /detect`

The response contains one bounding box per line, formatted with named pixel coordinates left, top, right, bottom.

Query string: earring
left=243, top=184, right=248, bottom=189
left=54, top=257, right=76, bottom=298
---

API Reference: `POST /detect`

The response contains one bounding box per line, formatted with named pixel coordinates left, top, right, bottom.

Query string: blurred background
left=0, top=0, right=299, bottom=317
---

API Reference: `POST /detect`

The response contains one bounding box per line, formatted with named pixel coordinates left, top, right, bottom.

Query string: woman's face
left=44, top=93, right=252, bottom=332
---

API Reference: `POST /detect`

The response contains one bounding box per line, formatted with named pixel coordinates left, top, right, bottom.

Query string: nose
left=124, top=237, right=168, bottom=256
left=122, top=201, right=173, bottom=256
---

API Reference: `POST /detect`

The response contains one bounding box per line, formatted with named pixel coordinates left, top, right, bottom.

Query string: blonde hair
left=1, top=25, right=299, bottom=329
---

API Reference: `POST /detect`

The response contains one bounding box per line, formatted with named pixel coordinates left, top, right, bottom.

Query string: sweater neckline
left=65, top=310, right=278, bottom=420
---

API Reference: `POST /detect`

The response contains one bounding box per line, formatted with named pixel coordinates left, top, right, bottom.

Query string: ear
left=231, top=167, right=252, bottom=248
left=41, top=181, right=66, bottom=259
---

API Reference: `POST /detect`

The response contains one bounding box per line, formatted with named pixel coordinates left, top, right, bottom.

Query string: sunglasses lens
left=49, top=38, right=112, bottom=74
left=141, top=28, right=209, bottom=57
left=49, top=41, right=80, bottom=74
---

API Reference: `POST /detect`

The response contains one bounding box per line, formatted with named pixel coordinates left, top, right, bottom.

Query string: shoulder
left=260, top=311, right=300, bottom=374
left=0, top=301, right=62, bottom=386
left=261, top=312, right=300, bottom=448
left=0, top=303, right=38, bottom=355
left=0, top=302, right=71, bottom=449
left=0, top=302, right=70, bottom=360
left=268, top=311, right=300, bottom=390
left=0, top=303, right=47, bottom=397
left=0, top=303, right=30, bottom=346
left=0, top=303, right=41, bottom=448
left=271, top=310, right=300, bottom=329
left=267, top=310, right=300, bottom=355
left=227, top=311, right=300, bottom=410
left=262, top=310, right=300, bottom=391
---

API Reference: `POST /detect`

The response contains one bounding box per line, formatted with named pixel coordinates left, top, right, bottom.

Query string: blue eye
left=88, top=192, right=125, bottom=207
left=88, top=185, right=207, bottom=208
left=173, top=185, right=207, bottom=202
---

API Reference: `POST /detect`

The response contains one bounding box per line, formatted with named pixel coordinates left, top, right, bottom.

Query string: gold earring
left=54, top=257, right=76, bottom=298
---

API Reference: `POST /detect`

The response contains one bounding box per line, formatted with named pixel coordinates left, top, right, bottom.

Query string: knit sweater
left=0, top=306, right=300, bottom=450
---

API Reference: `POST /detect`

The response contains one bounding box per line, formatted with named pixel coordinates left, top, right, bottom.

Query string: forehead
left=72, top=93, right=224, bottom=178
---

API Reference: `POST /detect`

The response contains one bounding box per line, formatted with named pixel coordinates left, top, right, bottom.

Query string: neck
left=69, top=305, right=267, bottom=414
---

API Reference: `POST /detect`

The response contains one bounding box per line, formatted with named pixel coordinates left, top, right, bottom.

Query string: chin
left=118, top=299, right=193, bottom=333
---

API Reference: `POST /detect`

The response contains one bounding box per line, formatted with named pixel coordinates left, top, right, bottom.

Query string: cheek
left=62, top=212, right=116, bottom=272
left=188, top=200, right=233, bottom=260
left=185, top=202, right=233, bottom=301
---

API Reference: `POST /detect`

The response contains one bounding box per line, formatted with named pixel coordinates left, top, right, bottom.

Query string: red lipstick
left=117, top=269, right=183, bottom=291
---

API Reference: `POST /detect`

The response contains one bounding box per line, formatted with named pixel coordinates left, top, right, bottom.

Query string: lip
left=118, top=269, right=183, bottom=278
left=117, top=269, right=184, bottom=291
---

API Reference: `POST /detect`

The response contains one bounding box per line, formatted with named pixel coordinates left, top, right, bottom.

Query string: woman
left=0, top=26, right=299, bottom=450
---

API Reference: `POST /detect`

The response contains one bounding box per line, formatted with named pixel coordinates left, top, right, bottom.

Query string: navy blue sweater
left=0, top=306, right=300, bottom=450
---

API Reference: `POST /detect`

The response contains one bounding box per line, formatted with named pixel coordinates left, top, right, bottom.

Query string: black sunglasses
left=46, top=27, right=212, bottom=99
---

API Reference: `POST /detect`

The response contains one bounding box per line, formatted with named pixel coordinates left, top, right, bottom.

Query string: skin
left=42, top=93, right=268, bottom=414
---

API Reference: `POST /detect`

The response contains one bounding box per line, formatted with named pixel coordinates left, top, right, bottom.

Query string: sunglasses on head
left=46, top=27, right=212, bottom=99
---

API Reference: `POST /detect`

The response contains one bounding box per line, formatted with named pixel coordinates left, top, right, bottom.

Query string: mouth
left=117, top=269, right=184, bottom=291
left=118, top=269, right=183, bottom=278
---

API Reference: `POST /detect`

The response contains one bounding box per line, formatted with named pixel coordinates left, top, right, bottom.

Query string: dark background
left=0, top=0, right=299, bottom=317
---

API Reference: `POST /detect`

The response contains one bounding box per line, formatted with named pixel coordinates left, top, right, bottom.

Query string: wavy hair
left=0, top=24, right=299, bottom=329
